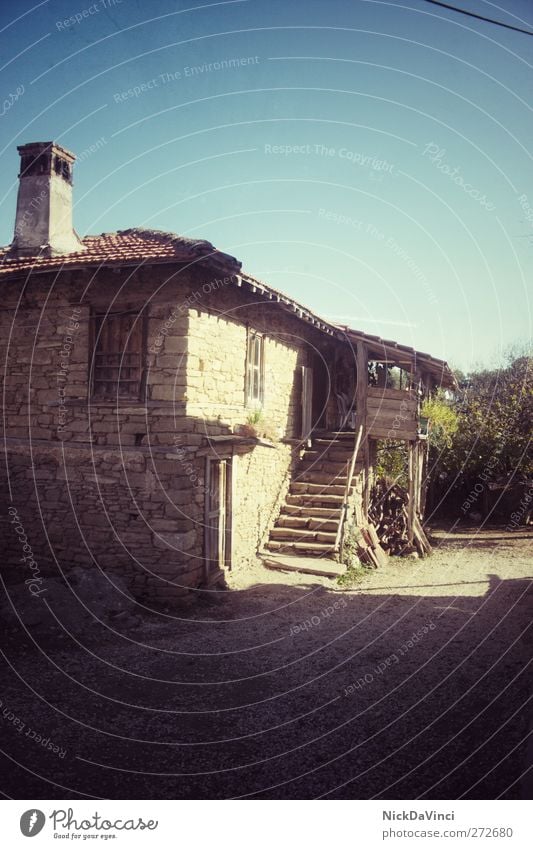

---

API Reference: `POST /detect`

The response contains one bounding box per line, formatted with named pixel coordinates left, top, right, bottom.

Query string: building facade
left=0, top=142, right=455, bottom=603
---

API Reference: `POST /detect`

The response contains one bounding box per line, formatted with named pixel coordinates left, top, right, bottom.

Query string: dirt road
left=1, top=525, right=531, bottom=799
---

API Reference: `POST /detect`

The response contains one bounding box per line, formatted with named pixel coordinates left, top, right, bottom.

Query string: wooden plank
left=367, top=396, right=417, bottom=412
left=364, top=547, right=380, bottom=568
left=368, top=387, right=416, bottom=402
left=413, top=533, right=426, bottom=557
left=367, top=407, right=417, bottom=422
left=360, top=527, right=373, bottom=547
left=371, top=544, right=389, bottom=568
left=367, top=412, right=417, bottom=429
left=414, top=515, right=433, bottom=555
left=367, top=410, right=417, bottom=425
left=367, top=426, right=417, bottom=441
left=366, top=523, right=380, bottom=547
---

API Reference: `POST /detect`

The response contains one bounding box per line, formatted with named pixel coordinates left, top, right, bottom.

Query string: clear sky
left=1, top=0, right=531, bottom=371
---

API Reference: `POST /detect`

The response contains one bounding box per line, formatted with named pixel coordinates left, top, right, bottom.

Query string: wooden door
left=205, top=457, right=232, bottom=579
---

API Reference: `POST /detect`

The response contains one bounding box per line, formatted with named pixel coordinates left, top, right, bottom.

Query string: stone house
left=0, top=141, right=455, bottom=603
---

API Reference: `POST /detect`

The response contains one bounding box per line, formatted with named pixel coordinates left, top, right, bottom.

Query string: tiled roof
left=238, top=272, right=456, bottom=389
left=0, top=228, right=240, bottom=277
left=0, top=226, right=455, bottom=387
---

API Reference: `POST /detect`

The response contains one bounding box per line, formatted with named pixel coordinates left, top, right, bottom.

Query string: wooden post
left=419, top=436, right=430, bottom=518
left=407, top=441, right=416, bottom=545
left=356, top=342, right=368, bottom=520
left=355, top=341, right=368, bottom=434
left=364, top=438, right=376, bottom=520
left=419, top=371, right=433, bottom=519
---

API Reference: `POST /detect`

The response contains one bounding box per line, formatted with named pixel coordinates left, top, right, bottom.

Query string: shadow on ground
left=0, top=530, right=531, bottom=800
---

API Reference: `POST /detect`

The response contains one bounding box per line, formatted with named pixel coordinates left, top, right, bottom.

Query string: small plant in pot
left=237, top=409, right=279, bottom=442
left=236, top=409, right=263, bottom=438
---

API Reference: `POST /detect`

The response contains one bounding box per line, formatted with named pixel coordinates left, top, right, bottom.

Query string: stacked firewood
left=369, top=479, right=414, bottom=556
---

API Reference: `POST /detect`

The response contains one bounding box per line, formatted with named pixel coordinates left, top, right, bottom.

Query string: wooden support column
left=407, top=441, right=416, bottom=545
left=418, top=371, right=432, bottom=519
left=419, top=437, right=430, bottom=518
left=355, top=341, right=368, bottom=432
left=355, top=342, right=369, bottom=520
left=364, top=438, right=376, bottom=519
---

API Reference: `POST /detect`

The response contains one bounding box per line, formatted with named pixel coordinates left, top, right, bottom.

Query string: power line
left=421, top=0, right=533, bottom=36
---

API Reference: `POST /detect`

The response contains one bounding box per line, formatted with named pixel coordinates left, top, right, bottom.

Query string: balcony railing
left=365, top=386, right=418, bottom=441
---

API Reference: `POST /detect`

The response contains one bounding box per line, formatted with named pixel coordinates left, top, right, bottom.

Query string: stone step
left=298, top=458, right=350, bottom=475
left=263, top=552, right=344, bottom=578
left=286, top=492, right=344, bottom=507
left=317, top=430, right=355, bottom=436
left=304, top=448, right=357, bottom=464
left=311, top=439, right=356, bottom=452
left=266, top=540, right=336, bottom=555
left=313, top=431, right=355, bottom=442
left=291, top=481, right=347, bottom=496
left=281, top=504, right=341, bottom=520
left=277, top=515, right=339, bottom=533
left=270, top=527, right=337, bottom=543
left=294, top=470, right=348, bottom=486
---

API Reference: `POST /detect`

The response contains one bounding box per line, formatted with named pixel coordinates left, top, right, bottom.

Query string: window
left=245, top=330, right=264, bottom=405
left=91, top=309, right=144, bottom=399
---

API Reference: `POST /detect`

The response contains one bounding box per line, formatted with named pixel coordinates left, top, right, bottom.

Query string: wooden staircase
left=265, top=431, right=362, bottom=560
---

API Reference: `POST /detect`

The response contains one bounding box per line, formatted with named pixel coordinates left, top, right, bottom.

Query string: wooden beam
left=364, top=438, right=376, bottom=520
left=419, top=437, right=430, bottom=518
left=356, top=341, right=368, bottom=435
left=407, top=442, right=416, bottom=545
left=416, top=440, right=425, bottom=515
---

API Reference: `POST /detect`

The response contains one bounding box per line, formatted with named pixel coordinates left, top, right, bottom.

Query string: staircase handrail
left=334, top=423, right=364, bottom=554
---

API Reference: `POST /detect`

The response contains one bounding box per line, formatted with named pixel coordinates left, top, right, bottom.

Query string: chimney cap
left=17, top=141, right=77, bottom=164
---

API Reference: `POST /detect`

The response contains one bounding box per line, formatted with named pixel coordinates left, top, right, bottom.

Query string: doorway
left=204, top=456, right=233, bottom=581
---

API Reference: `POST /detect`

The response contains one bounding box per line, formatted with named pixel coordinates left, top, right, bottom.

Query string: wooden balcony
left=366, top=386, right=419, bottom=441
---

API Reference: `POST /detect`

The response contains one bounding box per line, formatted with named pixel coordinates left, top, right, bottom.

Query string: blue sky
left=1, top=0, right=531, bottom=371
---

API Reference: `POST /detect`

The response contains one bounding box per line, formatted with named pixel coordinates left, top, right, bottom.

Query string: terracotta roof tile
left=0, top=226, right=455, bottom=387
left=0, top=228, right=240, bottom=277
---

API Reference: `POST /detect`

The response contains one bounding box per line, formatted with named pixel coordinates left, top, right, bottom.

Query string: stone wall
left=185, top=285, right=329, bottom=438
left=0, top=263, right=334, bottom=603
left=231, top=442, right=299, bottom=570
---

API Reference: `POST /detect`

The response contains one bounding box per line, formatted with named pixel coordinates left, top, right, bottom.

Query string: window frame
left=90, top=307, right=146, bottom=401
left=245, top=329, right=265, bottom=407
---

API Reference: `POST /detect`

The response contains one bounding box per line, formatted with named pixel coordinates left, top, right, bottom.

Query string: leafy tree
left=421, top=392, right=459, bottom=451
left=426, top=348, right=532, bottom=515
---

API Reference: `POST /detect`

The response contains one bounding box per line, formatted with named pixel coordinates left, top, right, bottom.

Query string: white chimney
left=11, top=141, right=85, bottom=256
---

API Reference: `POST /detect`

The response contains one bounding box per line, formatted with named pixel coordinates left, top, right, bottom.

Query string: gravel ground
left=1, top=524, right=531, bottom=800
